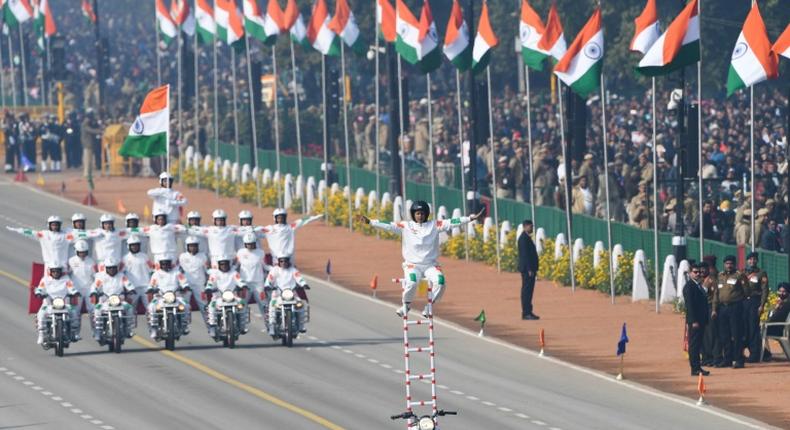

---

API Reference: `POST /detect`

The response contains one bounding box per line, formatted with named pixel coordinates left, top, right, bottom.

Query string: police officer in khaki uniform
left=743, top=252, right=769, bottom=363
left=701, top=259, right=722, bottom=366
left=712, top=255, right=746, bottom=368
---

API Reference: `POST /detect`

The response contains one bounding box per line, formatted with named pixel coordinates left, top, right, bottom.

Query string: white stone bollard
left=367, top=190, right=378, bottom=212
left=572, top=238, right=584, bottom=266
left=381, top=192, right=392, bottom=211
left=437, top=206, right=448, bottom=220
left=554, top=233, right=567, bottom=261
left=354, top=188, right=365, bottom=209
left=192, top=151, right=201, bottom=170
left=611, top=244, right=624, bottom=273
left=241, top=164, right=251, bottom=184
left=317, top=179, right=327, bottom=203
left=262, top=169, right=272, bottom=185
left=306, top=183, right=316, bottom=214
left=284, top=175, right=294, bottom=209
left=222, top=159, right=231, bottom=181
left=676, top=260, right=691, bottom=304
left=231, top=162, right=239, bottom=183
left=483, top=217, right=494, bottom=242
left=632, top=250, right=650, bottom=302
left=466, top=220, right=477, bottom=238
left=330, top=182, right=340, bottom=196
left=342, top=185, right=350, bottom=198
left=203, top=154, right=212, bottom=172
left=252, top=166, right=259, bottom=182
left=295, top=175, right=305, bottom=205
left=659, top=255, right=679, bottom=304
left=393, top=196, right=404, bottom=223
left=185, top=146, right=194, bottom=164
left=273, top=171, right=281, bottom=185
left=535, top=227, right=545, bottom=255
left=451, top=208, right=463, bottom=236
left=500, top=221, right=511, bottom=249
left=593, top=241, right=605, bottom=268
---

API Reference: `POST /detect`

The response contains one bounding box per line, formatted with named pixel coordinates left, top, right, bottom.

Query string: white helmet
left=152, top=209, right=168, bottom=219
left=212, top=209, right=227, bottom=219
left=273, top=208, right=287, bottom=218
left=238, top=210, right=253, bottom=220
left=242, top=232, right=257, bottom=244
left=127, top=235, right=141, bottom=245
left=47, top=215, right=63, bottom=224
left=125, top=213, right=140, bottom=221
left=159, top=172, right=173, bottom=180
left=99, top=214, right=114, bottom=224
left=103, top=257, right=120, bottom=267
left=185, top=236, right=200, bottom=246
left=74, top=240, right=90, bottom=252
left=187, top=211, right=201, bottom=219
left=71, top=213, right=86, bottom=222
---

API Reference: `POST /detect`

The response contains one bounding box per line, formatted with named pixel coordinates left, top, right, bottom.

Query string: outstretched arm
left=292, top=214, right=323, bottom=230
left=435, top=208, right=484, bottom=232
left=356, top=215, right=403, bottom=233
left=5, top=226, right=42, bottom=240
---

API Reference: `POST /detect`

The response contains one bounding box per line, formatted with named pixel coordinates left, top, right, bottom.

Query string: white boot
left=36, top=331, right=45, bottom=345
left=396, top=303, right=410, bottom=318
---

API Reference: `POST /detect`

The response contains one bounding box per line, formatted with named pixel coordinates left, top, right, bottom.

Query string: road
left=0, top=178, right=774, bottom=430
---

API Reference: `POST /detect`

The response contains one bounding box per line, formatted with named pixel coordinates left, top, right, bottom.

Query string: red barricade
left=27, top=263, right=45, bottom=314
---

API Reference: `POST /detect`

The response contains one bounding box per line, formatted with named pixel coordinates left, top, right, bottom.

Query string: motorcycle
left=211, top=287, right=250, bottom=348
left=150, top=288, right=190, bottom=351
left=93, top=293, right=135, bottom=353
left=39, top=293, right=79, bottom=357
left=390, top=410, right=457, bottom=430
left=267, top=286, right=308, bottom=347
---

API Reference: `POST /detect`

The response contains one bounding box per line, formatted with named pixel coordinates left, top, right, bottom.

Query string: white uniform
left=261, top=215, right=322, bottom=260
left=90, top=271, right=137, bottom=338
left=123, top=251, right=154, bottom=310
left=264, top=266, right=308, bottom=330
left=205, top=269, right=248, bottom=328
left=7, top=227, right=80, bottom=269
left=67, top=254, right=96, bottom=312
left=178, top=251, right=209, bottom=313
left=67, top=228, right=92, bottom=257
left=147, top=187, right=187, bottom=224
left=88, top=229, right=129, bottom=263
left=122, top=228, right=149, bottom=256
left=147, top=269, right=191, bottom=325
left=35, top=275, right=80, bottom=336
left=139, top=224, right=187, bottom=262
left=234, top=226, right=265, bottom=251
left=236, top=247, right=268, bottom=314
left=188, top=225, right=241, bottom=265
left=370, top=217, right=471, bottom=306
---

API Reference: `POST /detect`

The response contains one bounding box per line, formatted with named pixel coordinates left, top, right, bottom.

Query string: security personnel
left=712, top=255, right=746, bottom=368
left=743, top=252, right=769, bottom=363
left=700, top=260, right=722, bottom=366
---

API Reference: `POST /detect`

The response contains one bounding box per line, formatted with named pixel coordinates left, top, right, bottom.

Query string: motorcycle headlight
left=295, top=301, right=304, bottom=308
left=281, top=289, right=295, bottom=301
left=108, top=295, right=122, bottom=307
left=52, top=297, right=66, bottom=310
left=418, top=417, right=435, bottom=430
left=177, top=304, right=186, bottom=312
left=163, top=291, right=176, bottom=304
left=221, top=291, right=235, bottom=302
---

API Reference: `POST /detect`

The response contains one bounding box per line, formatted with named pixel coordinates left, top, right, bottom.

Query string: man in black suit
left=684, top=262, right=710, bottom=376
left=518, top=220, right=540, bottom=320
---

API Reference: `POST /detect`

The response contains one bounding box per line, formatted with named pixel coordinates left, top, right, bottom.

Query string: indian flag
left=443, top=0, right=471, bottom=71
left=263, top=0, right=285, bottom=45
left=285, top=0, right=308, bottom=47
left=195, top=0, right=216, bottom=45
left=726, top=2, right=778, bottom=96
left=34, top=0, right=56, bottom=51
left=307, top=0, right=340, bottom=56
left=471, top=1, right=498, bottom=75
left=4, top=0, right=32, bottom=26
left=416, top=0, right=441, bottom=73
left=773, top=24, right=790, bottom=60
left=519, top=0, right=548, bottom=71
left=637, top=0, right=699, bottom=77
left=395, top=0, right=439, bottom=71
left=81, top=0, right=95, bottom=24
left=537, top=3, right=565, bottom=62
left=243, top=0, right=267, bottom=43
left=377, top=0, right=395, bottom=42
left=170, top=0, right=195, bottom=37
left=328, top=0, right=365, bottom=55
left=216, top=0, right=245, bottom=46
left=120, top=86, right=170, bottom=158
left=554, top=8, right=603, bottom=98
left=156, top=0, right=178, bottom=44
left=630, top=0, right=660, bottom=54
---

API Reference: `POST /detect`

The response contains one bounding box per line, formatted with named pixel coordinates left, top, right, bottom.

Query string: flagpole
left=18, top=24, right=28, bottom=106
left=455, top=69, right=469, bottom=261
left=0, top=38, right=5, bottom=108
left=289, top=38, right=303, bottom=179
left=652, top=77, right=660, bottom=312
left=396, top=54, right=406, bottom=205
left=177, top=30, right=183, bottom=181
left=697, top=0, right=703, bottom=262
left=750, top=85, right=755, bottom=251
left=213, top=35, right=219, bottom=197
left=245, top=35, right=261, bottom=208
left=166, top=84, right=171, bottom=175
left=427, top=73, right=436, bottom=211
left=557, top=81, right=576, bottom=292
left=8, top=31, right=17, bottom=106
left=156, top=2, right=162, bottom=86
left=525, top=66, right=536, bottom=227
left=600, top=74, right=615, bottom=304
left=38, top=50, right=45, bottom=107
left=486, top=67, right=501, bottom=272
left=321, top=54, right=329, bottom=221
left=340, top=43, right=352, bottom=231
left=230, top=47, right=240, bottom=166
left=374, top=26, right=381, bottom=229
left=45, top=36, right=51, bottom=106
left=194, top=24, right=200, bottom=189
left=272, top=45, right=282, bottom=207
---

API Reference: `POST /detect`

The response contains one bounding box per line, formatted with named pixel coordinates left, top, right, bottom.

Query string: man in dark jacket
left=683, top=262, right=710, bottom=376
left=518, top=220, right=539, bottom=320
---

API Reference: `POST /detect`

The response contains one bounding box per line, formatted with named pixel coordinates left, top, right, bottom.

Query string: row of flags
left=1, top=0, right=56, bottom=51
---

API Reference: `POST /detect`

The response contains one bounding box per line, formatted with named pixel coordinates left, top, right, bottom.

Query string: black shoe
left=701, top=360, right=713, bottom=367
left=732, top=362, right=745, bottom=369
left=714, top=362, right=728, bottom=368
left=691, top=369, right=710, bottom=376
left=522, top=314, right=539, bottom=320
left=746, top=357, right=760, bottom=364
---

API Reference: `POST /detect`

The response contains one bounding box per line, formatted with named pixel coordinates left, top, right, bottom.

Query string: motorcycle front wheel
left=54, top=317, right=64, bottom=357
left=112, top=315, right=123, bottom=353
left=165, top=312, right=176, bottom=351
left=284, top=309, right=293, bottom=348
left=226, top=313, right=235, bottom=349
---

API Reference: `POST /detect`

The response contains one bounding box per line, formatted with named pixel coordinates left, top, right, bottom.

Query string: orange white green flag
left=519, top=0, right=548, bottom=70
left=726, top=2, right=778, bottom=96
left=637, top=0, right=699, bottom=76
left=121, top=86, right=170, bottom=158
left=554, top=8, right=603, bottom=98
left=471, top=1, right=498, bottom=75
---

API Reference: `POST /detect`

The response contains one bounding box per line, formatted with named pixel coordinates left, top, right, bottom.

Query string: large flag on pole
left=519, top=0, right=548, bottom=71
left=80, top=0, right=95, bottom=24
left=554, top=8, right=603, bottom=98
left=307, top=0, right=340, bottom=56
left=120, top=85, right=170, bottom=158
left=538, top=3, right=566, bottom=62
left=636, top=0, right=699, bottom=76
left=263, top=0, right=286, bottom=44
left=726, top=2, right=777, bottom=96
left=195, top=0, right=216, bottom=45
left=328, top=0, right=366, bottom=55
left=377, top=0, right=396, bottom=43
left=4, top=0, right=33, bottom=26
left=471, top=1, right=498, bottom=75
left=242, top=0, right=268, bottom=43
left=156, top=0, right=178, bottom=45
left=170, top=0, right=196, bottom=36
left=443, top=0, right=471, bottom=71
left=34, top=0, right=56, bottom=51
left=394, top=0, right=440, bottom=72
left=630, top=0, right=660, bottom=54
left=415, top=0, right=441, bottom=73
left=285, top=0, right=308, bottom=47
left=216, top=0, right=245, bottom=46
left=773, top=25, right=790, bottom=60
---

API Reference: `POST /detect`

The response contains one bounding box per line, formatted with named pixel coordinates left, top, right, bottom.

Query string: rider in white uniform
left=122, top=235, right=153, bottom=313
left=188, top=209, right=240, bottom=266
left=179, top=236, right=210, bottom=319
left=146, top=258, right=191, bottom=338
left=69, top=213, right=92, bottom=257
left=123, top=213, right=149, bottom=255
left=147, top=172, right=187, bottom=225
left=138, top=211, right=187, bottom=262
left=235, top=210, right=266, bottom=250
left=68, top=240, right=96, bottom=313
left=186, top=211, right=209, bottom=255
left=260, top=208, right=322, bottom=261
left=264, top=256, right=309, bottom=335
left=87, top=214, right=129, bottom=264
left=89, top=258, right=137, bottom=340
left=35, top=266, right=81, bottom=344
left=236, top=232, right=269, bottom=317
left=205, top=258, right=249, bottom=338
left=7, top=216, right=82, bottom=270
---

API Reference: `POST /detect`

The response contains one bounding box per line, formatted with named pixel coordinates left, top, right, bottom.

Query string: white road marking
left=498, top=407, right=512, bottom=412
left=23, top=380, right=34, bottom=385
left=515, top=413, right=530, bottom=419
left=13, top=375, right=24, bottom=380
left=51, top=396, right=63, bottom=401
left=32, top=386, right=43, bottom=391
left=81, top=415, right=93, bottom=420
left=41, top=391, right=53, bottom=396
left=532, top=420, right=547, bottom=426
left=354, top=353, right=366, bottom=359
left=379, top=363, right=392, bottom=369
left=71, top=409, right=83, bottom=414
left=61, top=402, right=73, bottom=408
left=450, top=390, right=464, bottom=395
left=367, top=358, right=379, bottom=364
left=482, top=401, right=495, bottom=406
left=466, top=395, right=479, bottom=401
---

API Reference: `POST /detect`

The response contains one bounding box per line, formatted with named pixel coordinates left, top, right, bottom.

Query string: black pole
left=466, top=0, right=479, bottom=214
left=673, top=68, right=687, bottom=262
left=386, top=44, right=402, bottom=196
left=93, top=0, right=103, bottom=109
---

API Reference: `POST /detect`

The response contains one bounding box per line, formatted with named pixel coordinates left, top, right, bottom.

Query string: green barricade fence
left=207, top=142, right=787, bottom=289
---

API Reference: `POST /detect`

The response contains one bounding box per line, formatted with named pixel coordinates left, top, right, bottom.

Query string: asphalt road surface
left=0, top=178, right=775, bottom=430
